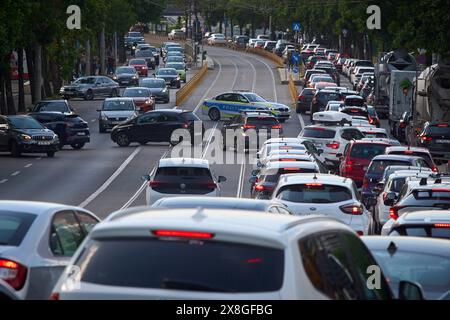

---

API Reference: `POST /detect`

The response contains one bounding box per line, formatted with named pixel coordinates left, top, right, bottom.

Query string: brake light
left=420, top=135, right=433, bottom=142
left=281, top=158, right=296, bottom=162
left=283, top=168, right=301, bottom=171
left=434, top=223, right=450, bottom=228
left=272, top=124, right=282, bottom=129
left=49, top=292, right=60, bottom=300
left=243, top=125, right=256, bottom=129
left=153, top=230, right=214, bottom=239
left=403, top=150, right=414, bottom=154
left=326, top=141, right=340, bottom=149
left=362, top=177, right=369, bottom=189
left=279, top=146, right=292, bottom=150
left=0, top=258, right=27, bottom=290
left=389, top=207, right=399, bottom=220
left=437, top=124, right=448, bottom=127
left=306, top=183, right=323, bottom=187
left=298, top=95, right=305, bottom=101
left=340, top=204, right=363, bottom=215
left=255, top=185, right=264, bottom=191
left=369, top=118, right=374, bottom=124
left=432, top=166, right=438, bottom=173
left=149, top=180, right=163, bottom=187
left=202, top=182, right=218, bottom=189
left=356, top=231, right=364, bottom=236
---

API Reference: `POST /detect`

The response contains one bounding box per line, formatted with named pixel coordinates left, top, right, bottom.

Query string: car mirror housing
left=383, top=192, right=397, bottom=206
left=218, top=176, right=227, bottom=183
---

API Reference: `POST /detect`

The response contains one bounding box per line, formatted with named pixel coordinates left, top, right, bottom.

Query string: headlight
left=113, top=76, right=117, bottom=80
left=101, top=114, right=108, bottom=121
left=53, top=134, right=59, bottom=141
left=176, top=76, right=180, bottom=80
left=132, top=46, right=136, bottom=50
left=20, top=134, right=32, bottom=141
left=132, top=76, right=138, bottom=79
left=162, top=88, right=168, bottom=93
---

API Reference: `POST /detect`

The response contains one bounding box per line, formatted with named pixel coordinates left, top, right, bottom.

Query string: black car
left=417, top=122, right=450, bottom=164
left=0, top=115, right=59, bottom=157
left=154, top=68, right=181, bottom=88
left=29, top=112, right=90, bottom=149
left=221, top=112, right=283, bottom=152
left=310, top=89, right=344, bottom=120
left=297, top=88, right=315, bottom=114
left=340, top=106, right=369, bottom=120
left=140, top=78, right=170, bottom=103
left=135, top=50, right=156, bottom=69
left=112, top=66, right=139, bottom=87
left=111, top=109, right=204, bottom=147
left=28, top=100, right=74, bottom=114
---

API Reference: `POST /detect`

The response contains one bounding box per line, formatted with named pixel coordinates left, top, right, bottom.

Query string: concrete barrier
left=245, top=47, right=284, bottom=67
left=287, top=73, right=298, bottom=107
left=176, top=62, right=209, bottom=106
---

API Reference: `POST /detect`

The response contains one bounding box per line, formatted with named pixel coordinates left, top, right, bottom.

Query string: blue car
left=362, top=154, right=431, bottom=205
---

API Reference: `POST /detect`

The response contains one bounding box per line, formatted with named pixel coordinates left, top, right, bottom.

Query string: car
left=59, top=76, right=120, bottom=100
left=97, top=98, right=139, bottom=133
left=143, top=158, right=226, bottom=205
left=253, top=40, right=266, bottom=49
left=257, top=34, right=270, bottom=41
left=28, top=100, right=73, bottom=114
left=0, top=115, right=59, bottom=157
left=309, top=90, right=343, bottom=118
left=155, top=68, right=181, bottom=88
left=128, top=58, right=148, bottom=77
left=247, top=38, right=259, bottom=49
left=362, top=155, right=431, bottom=206
left=349, top=60, right=374, bottom=78
left=161, top=42, right=179, bottom=56
left=140, top=78, right=170, bottom=103
left=307, top=75, right=334, bottom=89
left=339, top=140, right=391, bottom=187
left=165, top=56, right=184, bottom=64
left=305, top=55, right=327, bottom=69
left=385, top=146, right=438, bottom=172
left=314, top=82, right=337, bottom=91
left=358, top=127, right=388, bottom=139
left=362, top=236, right=450, bottom=300
left=274, top=42, right=290, bottom=56
left=387, top=210, right=450, bottom=240
left=122, top=87, right=155, bottom=113
left=351, top=67, right=375, bottom=88
left=168, top=29, right=185, bottom=40
left=134, top=50, right=156, bottom=69
left=165, top=51, right=184, bottom=62
left=111, top=109, right=203, bottom=147
left=135, top=43, right=151, bottom=52
left=51, top=208, right=401, bottom=300
left=0, top=279, right=19, bottom=300
left=335, top=57, right=347, bottom=72
left=356, top=73, right=375, bottom=93
left=314, top=65, right=340, bottom=85
left=416, top=122, right=450, bottom=164
left=146, top=46, right=160, bottom=66
left=29, top=112, right=90, bottom=150
left=201, top=91, right=290, bottom=122
left=251, top=161, right=320, bottom=199
left=164, top=62, right=187, bottom=83
left=296, top=88, right=316, bottom=114
left=344, top=95, right=365, bottom=107
left=303, top=69, right=326, bottom=83
left=271, top=174, right=371, bottom=235
left=263, top=41, right=277, bottom=52
left=208, top=33, right=227, bottom=45
left=127, top=31, right=142, bottom=38
left=220, top=112, right=283, bottom=152
left=340, top=106, right=370, bottom=122
left=111, top=66, right=139, bottom=87
left=165, top=46, right=184, bottom=60
left=325, top=101, right=345, bottom=112
left=150, top=197, right=293, bottom=215
left=0, top=201, right=100, bottom=299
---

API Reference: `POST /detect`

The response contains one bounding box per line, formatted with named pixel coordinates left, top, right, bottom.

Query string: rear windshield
left=75, top=238, right=284, bottom=293
left=388, top=151, right=433, bottom=166
left=368, top=160, right=412, bottom=175
left=262, top=168, right=317, bottom=182
left=35, top=102, right=68, bottom=112
left=391, top=226, right=450, bottom=240
left=319, top=92, right=342, bottom=101
left=246, top=117, right=278, bottom=126
left=0, top=211, right=36, bottom=246
left=155, top=167, right=212, bottom=181
left=350, top=144, right=387, bottom=159
left=301, top=89, right=315, bottom=96
left=276, top=184, right=352, bottom=203
left=302, top=128, right=336, bottom=139
left=425, top=125, right=450, bottom=136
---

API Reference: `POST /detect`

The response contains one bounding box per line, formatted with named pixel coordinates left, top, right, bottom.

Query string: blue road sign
left=292, top=22, right=301, bottom=32
left=293, top=66, right=299, bottom=74
left=292, top=53, right=300, bottom=63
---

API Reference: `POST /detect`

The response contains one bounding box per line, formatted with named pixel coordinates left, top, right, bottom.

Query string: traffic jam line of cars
left=1, top=36, right=450, bottom=300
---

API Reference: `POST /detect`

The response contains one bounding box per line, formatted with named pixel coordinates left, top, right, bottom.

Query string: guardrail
left=245, top=47, right=284, bottom=67
left=287, top=73, right=298, bottom=107
left=175, top=62, right=208, bottom=106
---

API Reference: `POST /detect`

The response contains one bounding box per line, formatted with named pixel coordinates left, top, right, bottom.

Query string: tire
left=84, top=90, right=94, bottom=101
left=177, top=83, right=181, bottom=89
left=208, top=108, right=221, bottom=121
left=10, top=141, right=21, bottom=157
left=46, top=151, right=55, bottom=158
left=71, top=143, right=85, bottom=150
left=116, top=134, right=130, bottom=147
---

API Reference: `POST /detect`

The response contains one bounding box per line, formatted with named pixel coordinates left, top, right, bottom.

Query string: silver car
left=98, top=98, right=139, bottom=133
left=0, top=201, right=100, bottom=300
left=60, top=76, right=120, bottom=101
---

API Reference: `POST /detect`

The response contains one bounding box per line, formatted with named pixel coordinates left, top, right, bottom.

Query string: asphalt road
left=0, top=47, right=387, bottom=219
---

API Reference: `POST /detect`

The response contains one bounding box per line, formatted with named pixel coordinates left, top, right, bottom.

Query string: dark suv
left=29, top=100, right=74, bottom=114
left=417, top=122, right=450, bottom=164
left=310, top=90, right=343, bottom=120
left=0, top=115, right=59, bottom=157
left=297, top=88, right=315, bottom=114
left=29, top=112, right=90, bottom=149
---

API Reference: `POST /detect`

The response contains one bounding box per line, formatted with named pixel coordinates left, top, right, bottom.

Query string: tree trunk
left=42, top=48, right=52, bottom=98
left=118, top=32, right=126, bottom=63
left=5, top=67, right=16, bottom=115
left=230, top=19, right=233, bottom=38
left=0, top=70, right=6, bottom=115
left=25, top=46, right=36, bottom=103
left=219, top=18, right=223, bottom=34
left=17, top=49, right=25, bottom=113
left=85, top=40, right=91, bottom=76
left=33, top=43, right=42, bottom=102
left=239, top=25, right=243, bottom=35
left=99, top=27, right=106, bottom=75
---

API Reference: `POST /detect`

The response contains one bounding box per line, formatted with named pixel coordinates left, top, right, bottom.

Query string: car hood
left=255, top=102, right=290, bottom=110
left=146, top=88, right=166, bottom=94
left=102, top=110, right=136, bottom=117
left=15, top=128, right=55, bottom=136
left=116, top=73, right=136, bottom=78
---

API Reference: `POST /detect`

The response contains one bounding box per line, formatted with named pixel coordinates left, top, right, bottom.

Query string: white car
left=0, top=201, right=100, bottom=300
left=351, top=67, right=375, bottom=87
left=207, top=33, right=227, bottom=45
left=272, top=174, right=371, bottom=235
left=359, top=127, right=389, bottom=139
left=51, top=208, right=395, bottom=300
left=144, top=158, right=226, bottom=205
left=256, top=142, right=307, bottom=169
left=256, top=34, right=270, bottom=41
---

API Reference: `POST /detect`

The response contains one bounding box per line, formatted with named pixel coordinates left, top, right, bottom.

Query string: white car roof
left=158, top=158, right=209, bottom=168
left=396, top=210, right=450, bottom=224
left=267, top=154, right=313, bottom=161
left=358, top=127, right=387, bottom=134
left=263, top=138, right=304, bottom=146
left=265, top=161, right=318, bottom=170
left=387, top=170, right=434, bottom=181
left=0, top=200, right=85, bottom=216
left=276, top=173, right=353, bottom=187
left=385, top=146, right=431, bottom=154
left=312, top=111, right=353, bottom=124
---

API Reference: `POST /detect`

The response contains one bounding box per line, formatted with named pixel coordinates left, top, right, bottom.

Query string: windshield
left=166, top=57, right=184, bottom=63
left=0, top=211, right=37, bottom=246
left=158, top=69, right=177, bottom=75
left=103, top=100, right=135, bottom=111
left=302, top=128, right=336, bottom=139
left=368, top=160, right=413, bottom=175
left=9, top=116, right=44, bottom=129
left=116, top=67, right=136, bottom=74
left=123, top=88, right=149, bottom=97
left=166, top=63, right=184, bottom=70
left=276, top=184, right=352, bottom=203
left=74, top=77, right=96, bottom=84
left=392, top=226, right=450, bottom=239
left=350, top=144, right=387, bottom=159
left=243, top=93, right=266, bottom=103
left=141, top=79, right=166, bottom=88
left=129, top=59, right=146, bottom=65
left=35, top=102, right=68, bottom=112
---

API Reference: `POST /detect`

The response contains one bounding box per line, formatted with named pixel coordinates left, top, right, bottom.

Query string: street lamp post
left=342, top=29, right=348, bottom=55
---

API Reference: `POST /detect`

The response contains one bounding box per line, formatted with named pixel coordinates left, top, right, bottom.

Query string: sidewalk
left=277, top=67, right=303, bottom=85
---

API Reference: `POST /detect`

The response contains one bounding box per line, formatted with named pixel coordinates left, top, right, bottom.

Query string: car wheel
left=208, top=108, right=220, bottom=121
left=71, top=143, right=85, bottom=150
left=85, top=90, right=94, bottom=100
left=10, top=141, right=21, bottom=157
left=46, top=151, right=55, bottom=158
left=177, top=83, right=181, bottom=89
left=116, top=134, right=130, bottom=147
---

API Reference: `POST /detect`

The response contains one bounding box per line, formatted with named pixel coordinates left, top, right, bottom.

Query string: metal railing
left=175, top=62, right=208, bottom=106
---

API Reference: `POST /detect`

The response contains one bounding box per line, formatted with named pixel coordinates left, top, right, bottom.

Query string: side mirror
left=251, top=169, right=260, bottom=176
left=218, top=176, right=227, bottom=183
left=383, top=191, right=397, bottom=206
left=141, top=174, right=151, bottom=181
left=249, top=176, right=257, bottom=184
left=398, top=281, right=424, bottom=300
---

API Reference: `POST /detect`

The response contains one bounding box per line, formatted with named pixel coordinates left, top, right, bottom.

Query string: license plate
left=121, top=81, right=129, bottom=84
left=437, top=139, right=450, bottom=143
left=77, top=132, right=86, bottom=136
left=38, top=141, right=52, bottom=145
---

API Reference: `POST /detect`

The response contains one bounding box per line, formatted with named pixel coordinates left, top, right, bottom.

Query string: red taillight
left=306, top=183, right=323, bottom=187
left=434, top=223, right=450, bottom=228
left=421, top=135, right=433, bottom=142
left=243, top=125, right=256, bottom=129
left=202, top=182, right=218, bottom=189
left=389, top=207, right=399, bottom=220
left=255, top=185, right=273, bottom=191
left=272, top=124, right=282, bottom=129
left=298, top=95, right=305, bottom=101
left=182, top=123, right=189, bottom=129
left=149, top=180, right=164, bottom=187
left=153, top=230, right=214, bottom=239
left=362, top=177, right=369, bottom=189
left=369, top=118, right=374, bottom=124
left=326, top=141, right=340, bottom=149
left=432, top=166, right=439, bottom=173
left=340, top=204, right=363, bottom=215
left=356, top=231, right=364, bottom=236
left=0, top=258, right=27, bottom=290
left=49, top=292, right=60, bottom=300
left=399, top=122, right=407, bottom=129
left=437, top=124, right=448, bottom=127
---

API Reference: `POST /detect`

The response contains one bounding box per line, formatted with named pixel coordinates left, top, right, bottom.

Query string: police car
left=201, top=91, right=291, bottom=122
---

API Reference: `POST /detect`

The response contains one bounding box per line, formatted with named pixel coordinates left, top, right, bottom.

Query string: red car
left=128, top=58, right=148, bottom=77
left=122, top=87, right=155, bottom=113
left=339, top=140, right=392, bottom=187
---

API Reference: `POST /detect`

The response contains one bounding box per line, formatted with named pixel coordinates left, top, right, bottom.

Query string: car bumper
left=19, top=142, right=59, bottom=153
left=60, top=90, right=85, bottom=98
left=65, top=134, right=90, bottom=145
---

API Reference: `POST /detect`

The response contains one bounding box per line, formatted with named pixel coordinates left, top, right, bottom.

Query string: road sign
left=292, top=53, right=300, bottom=63
left=292, top=66, right=299, bottom=74
left=292, top=22, right=301, bottom=32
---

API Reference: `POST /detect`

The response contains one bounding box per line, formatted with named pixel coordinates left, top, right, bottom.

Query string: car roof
left=265, top=161, right=317, bottom=170
left=396, top=210, right=450, bottom=224
left=0, top=200, right=82, bottom=216
left=361, top=236, right=450, bottom=257
left=158, top=158, right=209, bottom=168
left=387, top=170, right=433, bottom=180
left=372, top=154, right=422, bottom=162
left=153, top=197, right=280, bottom=211
left=385, top=146, right=431, bottom=154
left=104, top=97, right=134, bottom=102
left=277, top=173, right=353, bottom=186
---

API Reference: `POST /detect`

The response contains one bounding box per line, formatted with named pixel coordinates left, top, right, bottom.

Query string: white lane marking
left=25, top=163, right=32, bottom=168
left=202, top=122, right=219, bottom=159
left=79, top=147, right=142, bottom=208
left=193, top=58, right=223, bottom=114
left=36, top=157, right=42, bottom=160
left=11, top=171, right=20, bottom=176
left=230, top=58, right=239, bottom=90
left=244, top=54, right=278, bottom=102
left=0, top=179, right=8, bottom=184
left=91, top=119, right=96, bottom=123
left=298, top=114, right=305, bottom=132
left=236, top=156, right=246, bottom=198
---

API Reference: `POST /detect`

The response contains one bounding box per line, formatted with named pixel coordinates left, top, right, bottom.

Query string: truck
left=406, top=64, right=450, bottom=163
left=389, top=70, right=417, bottom=137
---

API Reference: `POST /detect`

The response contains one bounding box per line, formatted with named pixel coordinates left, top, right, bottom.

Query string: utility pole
left=100, top=26, right=105, bottom=75
left=85, top=40, right=91, bottom=75
left=269, top=14, right=272, bottom=40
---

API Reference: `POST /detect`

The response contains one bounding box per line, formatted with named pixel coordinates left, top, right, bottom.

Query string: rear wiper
left=161, top=279, right=231, bottom=292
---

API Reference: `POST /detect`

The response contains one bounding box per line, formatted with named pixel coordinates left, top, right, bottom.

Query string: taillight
left=149, top=180, right=166, bottom=188
left=298, top=95, right=305, bottom=101
left=243, top=125, right=256, bottom=129
left=356, top=231, right=364, bottom=236
left=202, top=182, right=218, bottom=190
left=182, top=123, right=189, bottom=129
left=0, top=259, right=27, bottom=290
left=326, top=141, right=340, bottom=149
left=420, top=135, right=433, bottom=142
left=152, top=230, right=214, bottom=239
left=340, top=204, right=363, bottom=215
left=255, top=185, right=273, bottom=191
left=389, top=207, right=399, bottom=220
left=432, top=166, right=439, bottom=173
left=49, top=292, right=60, bottom=300
left=272, top=124, right=282, bottom=129
left=369, top=118, right=374, bottom=124
left=435, top=223, right=450, bottom=228
left=362, top=177, right=369, bottom=189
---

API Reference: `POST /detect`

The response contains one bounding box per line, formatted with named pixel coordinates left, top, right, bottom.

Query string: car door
left=74, top=211, right=100, bottom=234
left=156, top=113, right=183, bottom=141
left=102, top=77, right=114, bottom=96
left=232, top=93, right=251, bottom=111
left=134, top=112, right=162, bottom=142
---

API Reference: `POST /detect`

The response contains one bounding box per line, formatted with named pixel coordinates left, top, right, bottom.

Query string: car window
left=0, top=211, right=37, bottom=246
left=158, top=113, right=179, bottom=122
left=276, top=184, right=352, bottom=203
left=216, top=93, right=234, bottom=101
left=350, top=144, right=387, bottom=159
left=75, top=212, right=98, bottom=234
left=233, top=94, right=249, bottom=103
left=341, top=129, right=364, bottom=141
left=137, top=113, right=160, bottom=124
left=50, top=211, right=84, bottom=257
left=368, top=160, right=413, bottom=175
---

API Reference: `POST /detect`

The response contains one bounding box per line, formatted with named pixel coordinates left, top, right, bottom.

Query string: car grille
left=32, top=135, right=53, bottom=141
left=107, top=117, right=127, bottom=122
left=278, top=108, right=289, bottom=112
